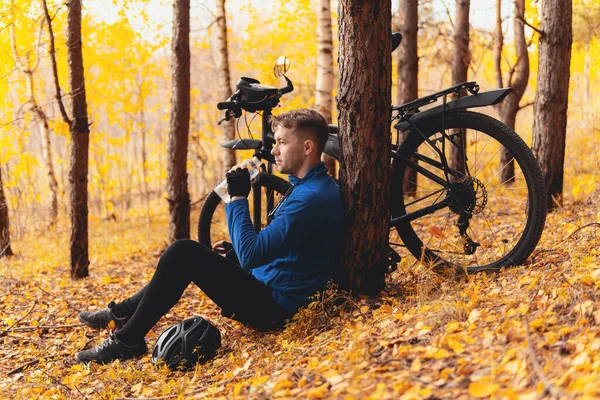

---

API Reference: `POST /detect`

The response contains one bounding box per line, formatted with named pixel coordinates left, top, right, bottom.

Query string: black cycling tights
left=112, top=240, right=293, bottom=345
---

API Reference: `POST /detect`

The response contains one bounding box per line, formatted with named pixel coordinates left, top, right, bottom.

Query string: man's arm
left=225, top=193, right=315, bottom=269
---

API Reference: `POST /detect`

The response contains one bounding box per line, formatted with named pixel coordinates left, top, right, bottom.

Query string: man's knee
left=161, top=239, right=210, bottom=264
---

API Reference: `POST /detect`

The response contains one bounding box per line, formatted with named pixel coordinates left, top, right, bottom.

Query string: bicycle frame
left=219, top=81, right=513, bottom=232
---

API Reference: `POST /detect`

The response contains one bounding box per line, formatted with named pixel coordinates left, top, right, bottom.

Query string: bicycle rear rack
left=393, top=81, right=480, bottom=118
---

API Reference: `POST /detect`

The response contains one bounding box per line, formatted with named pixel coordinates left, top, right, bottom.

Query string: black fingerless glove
left=226, top=168, right=251, bottom=198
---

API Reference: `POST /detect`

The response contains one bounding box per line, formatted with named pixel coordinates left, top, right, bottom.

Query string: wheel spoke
left=393, top=112, right=544, bottom=271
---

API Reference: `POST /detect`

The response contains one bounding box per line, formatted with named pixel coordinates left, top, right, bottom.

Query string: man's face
left=271, top=125, right=307, bottom=176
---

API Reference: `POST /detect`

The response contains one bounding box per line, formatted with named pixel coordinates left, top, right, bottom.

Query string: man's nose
left=271, top=146, right=278, bottom=155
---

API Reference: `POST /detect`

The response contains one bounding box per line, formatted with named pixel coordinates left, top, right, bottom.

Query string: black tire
left=198, top=173, right=292, bottom=248
left=392, top=111, right=547, bottom=274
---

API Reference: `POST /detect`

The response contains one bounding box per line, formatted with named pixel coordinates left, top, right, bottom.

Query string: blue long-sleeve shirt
left=225, top=162, right=344, bottom=313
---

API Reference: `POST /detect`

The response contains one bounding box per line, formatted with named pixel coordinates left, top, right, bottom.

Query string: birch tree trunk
left=66, top=0, right=90, bottom=278
left=493, top=0, right=503, bottom=89
left=10, top=22, right=59, bottom=227
left=138, top=81, right=151, bottom=223
left=336, top=0, right=392, bottom=295
left=167, top=0, right=191, bottom=241
left=496, top=0, right=529, bottom=184
left=216, top=0, right=236, bottom=175
left=532, top=0, right=573, bottom=209
left=315, top=0, right=336, bottom=177
left=0, top=167, right=13, bottom=257
left=396, top=0, right=418, bottom=196
left=449, top=0, right=470, bottom=176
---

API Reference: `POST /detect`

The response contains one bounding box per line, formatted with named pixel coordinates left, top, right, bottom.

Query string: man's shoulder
left=292, top=177, right=342, bottom=215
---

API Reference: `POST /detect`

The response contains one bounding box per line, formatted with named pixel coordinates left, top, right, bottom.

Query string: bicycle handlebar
left=217, top=101, right=237, bottom=110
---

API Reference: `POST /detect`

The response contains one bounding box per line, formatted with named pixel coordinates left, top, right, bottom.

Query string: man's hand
left=226, top=167, right=251, bottom=198
left=212, top=240, right=233, bottom=255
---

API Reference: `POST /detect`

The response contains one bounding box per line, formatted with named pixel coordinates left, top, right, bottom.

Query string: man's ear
left=304, top=139, right=315, bottom=155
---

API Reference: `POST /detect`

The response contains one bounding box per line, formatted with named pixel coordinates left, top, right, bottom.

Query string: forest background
left=1, top=0, right=599, bottom=398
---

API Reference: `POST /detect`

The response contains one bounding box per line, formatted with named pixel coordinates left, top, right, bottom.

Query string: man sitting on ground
left=76, top=108, right=344, bottom=364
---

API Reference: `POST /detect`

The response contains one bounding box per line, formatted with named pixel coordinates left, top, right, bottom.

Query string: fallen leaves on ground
left=1, top=195, right=599, bottom=399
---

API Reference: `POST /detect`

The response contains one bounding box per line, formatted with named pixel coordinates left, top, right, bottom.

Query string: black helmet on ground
left=151, top=316, right=221, bottom=371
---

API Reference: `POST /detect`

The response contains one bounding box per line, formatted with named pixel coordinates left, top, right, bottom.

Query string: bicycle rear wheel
left=392, top=111, right=546, bottom=273
left=198, top=173, right=292, bottom=248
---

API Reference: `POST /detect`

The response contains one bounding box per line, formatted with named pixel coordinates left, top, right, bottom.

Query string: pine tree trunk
left=449, top=0, right=470, bottom=176
left=216, top=0, right=236, bottom=175
left=316, top=0, right=336, bottom=177
left=0, top=167, right=13, bottom=257
left=67, top=0, right=90, bottom=278
left=336, top=0, right=392, bottom=295
left=167, top=0, right=191, bottom=241
left=497, top=0, right=529, bottom=184
left=397, top=0, right=418, bottom=196
left=532, top=0, right=572, bottom=209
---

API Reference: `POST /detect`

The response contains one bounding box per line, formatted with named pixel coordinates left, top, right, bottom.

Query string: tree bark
left=167, top=0, right=191, bottom=241
left=0, top=167, right=13, bottom=257
left=493, top=0, right=503, bottom=89
left=66, top=0, right=90, bottom=278
left=449, top=0, right=470, bottom=176
left=496, top=0, right=529, bottom=184
left=138, top=80, right=151, bottom=223
left=584, top=42, right=590, bottom=106
left=336, top=0, right=392, bottom=295
left=532, top=0, right=572, bottom=209
left=216, top=0, right=236, bottom=175
left=10, top=21, right=59, bottom=227
left=396, top=0, right=418, bottom=196
left=315, top=0, right=336, bottom=177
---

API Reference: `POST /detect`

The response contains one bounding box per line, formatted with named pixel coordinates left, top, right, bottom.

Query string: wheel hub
left=448, top=177, right=487, bottom=214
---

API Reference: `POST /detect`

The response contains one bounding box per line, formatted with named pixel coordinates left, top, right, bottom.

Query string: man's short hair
left=270, top=109, right=329, bottom=153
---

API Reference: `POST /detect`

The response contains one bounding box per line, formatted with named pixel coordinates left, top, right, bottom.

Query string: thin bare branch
left=523, top=316, right=564, bottom=398
left=0, top=300, right=37, bottom=337
left=517, top=16, right=543, bottom=37
left=518, top=101, right=534, bottom=111
left=41, top=0, right=71, bottom=125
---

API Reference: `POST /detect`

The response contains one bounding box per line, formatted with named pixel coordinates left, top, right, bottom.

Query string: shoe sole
left=78, top=314, right=110, bottom=330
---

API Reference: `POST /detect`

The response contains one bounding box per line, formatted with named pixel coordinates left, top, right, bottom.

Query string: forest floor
left=0, top=193, right=599, bottom=399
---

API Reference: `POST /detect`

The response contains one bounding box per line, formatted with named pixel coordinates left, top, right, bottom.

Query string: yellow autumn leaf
left=447, top=337, right=465, bottom=354
left=469, top=379, right=499, bottom=398
left=306, top=383, right=330, bottom=399
left=273, top=379, right=294, bottom=391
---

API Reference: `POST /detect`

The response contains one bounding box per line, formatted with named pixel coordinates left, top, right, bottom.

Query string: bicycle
left=198, top=34, right=547, bottom=275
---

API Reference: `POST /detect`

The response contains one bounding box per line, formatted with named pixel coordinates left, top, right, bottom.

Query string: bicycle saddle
left=324, top=133, right=340, bottom=161
left=236, top=77, right=278, bottom=103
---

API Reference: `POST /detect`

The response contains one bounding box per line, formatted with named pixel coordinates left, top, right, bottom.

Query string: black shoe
left=76, top=331, right=148, bottom=364
left=78, top=301, right=129, bottom=330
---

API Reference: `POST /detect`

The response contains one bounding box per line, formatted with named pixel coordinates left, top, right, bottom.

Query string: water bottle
left=214, top=157, right=262, bottom=203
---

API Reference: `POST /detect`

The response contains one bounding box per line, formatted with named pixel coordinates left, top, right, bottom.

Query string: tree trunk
left=449, top=0, right=470, bottom=176
left=10, top=21, right=59, bottom=227
left=496, top=0, right=529, bottom=184
left=396, top=0, right=418, bottom=196
left=66, top=0, right=90, bottom=279
left=0, top=167, right=13, bottom=257
left=493, top=0, right=503, bottom=89
left=336, top=0, right=392, bottom=295
left=315, top=0, right=336, bottom=177
left=139, top=82, right=151, bottom=223
left=584, top=42, right=590, bottom=107
left=36, top=104, right=59, bottom=226
left=531, top=0, right=572, bottom=209
left=167, top=0, right=191, bottom=241
left=216, top=0, right=236, bottom=175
